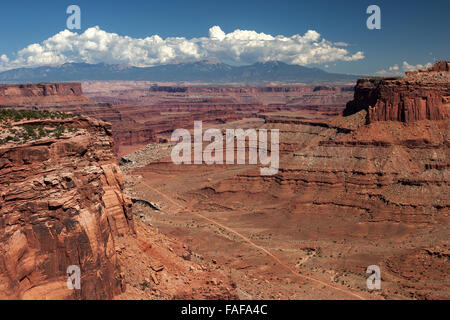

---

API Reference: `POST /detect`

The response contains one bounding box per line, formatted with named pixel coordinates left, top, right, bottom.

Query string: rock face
left=0, top=114, right=134, bottom=299
left=430, top=61, right=450, bottom=72
left=207, top=116, right=448, bottom=224
left=344, top=61, right=450, bottom=123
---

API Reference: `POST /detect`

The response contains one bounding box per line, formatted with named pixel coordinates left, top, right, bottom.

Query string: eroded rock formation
left=344, top=61, right=450, bottom=123
left=0, top=83, right=88, bottom=107
left=0, top=113, right=134, bottom=299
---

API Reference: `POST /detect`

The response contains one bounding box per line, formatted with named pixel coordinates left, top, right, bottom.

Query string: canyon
left=0, top=81, right=354, bottom=156
left=0, top=61, right=448, bottom=300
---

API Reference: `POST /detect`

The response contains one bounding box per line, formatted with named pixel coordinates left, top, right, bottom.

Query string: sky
left=0, top=0, right=448, bottom=75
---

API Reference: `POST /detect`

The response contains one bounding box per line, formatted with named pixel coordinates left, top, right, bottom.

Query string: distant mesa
left=0, top=82, right=88, bottom=107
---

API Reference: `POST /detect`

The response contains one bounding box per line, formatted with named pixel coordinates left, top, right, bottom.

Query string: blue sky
left=0, top=0, right=448, bottom=75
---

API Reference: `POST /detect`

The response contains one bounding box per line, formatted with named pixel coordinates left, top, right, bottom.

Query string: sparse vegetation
left=0, top=109, right=74, bottom=122
left=53, top=125, right=66, bottom=138
left=0, top=109, right=81, bottom=145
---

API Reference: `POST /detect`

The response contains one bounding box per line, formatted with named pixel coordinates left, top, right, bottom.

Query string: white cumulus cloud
left=0, top=26, right=364, bottom=71
left=376, top=61, right=433, bottom=76
left=402, top=61, right=433, bottom=72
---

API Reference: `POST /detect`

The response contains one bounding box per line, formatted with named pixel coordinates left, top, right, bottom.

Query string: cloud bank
left=376, top=61, right=433, bottom=76
left=0, top=26, right=364, bottom=71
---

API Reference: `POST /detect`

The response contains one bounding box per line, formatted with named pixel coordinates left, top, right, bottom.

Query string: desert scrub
left=0, top=109, right=73, bottom=122
left=38, top=126, right=46, bottom=138
left=0, top=134, right=21, bottom=144
left=1, top=124, right=58, bottom=144
left=53, top=125, right=66, bottom=138
left=0, top=109, right=81, bottom=144
left=23, top=124, right=38, bottom=139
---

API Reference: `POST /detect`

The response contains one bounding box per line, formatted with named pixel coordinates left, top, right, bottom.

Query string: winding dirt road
left=140, top=180, right=367, bottom=300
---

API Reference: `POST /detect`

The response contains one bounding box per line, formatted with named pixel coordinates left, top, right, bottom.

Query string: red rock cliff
left=344, top=61, right=450, bottom=123
left=0, top=112, right=134, bottom=299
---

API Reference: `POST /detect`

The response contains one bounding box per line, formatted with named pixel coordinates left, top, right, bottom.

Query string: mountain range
left=0, top=60, right=359, bottom=84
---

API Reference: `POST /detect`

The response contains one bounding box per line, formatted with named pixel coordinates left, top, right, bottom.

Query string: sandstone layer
left=344, top=61, right=450, bottom=123
left=0, top=112, right=134, bottom=299
left=0, top=83, right=88, bottom=107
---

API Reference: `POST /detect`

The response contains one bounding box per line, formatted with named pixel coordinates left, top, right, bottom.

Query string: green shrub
left=0, top=109, right=71, bottom=122
left=38, top=126, right=46, bottom=138
left=53, top=125, right=66, bottom=138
